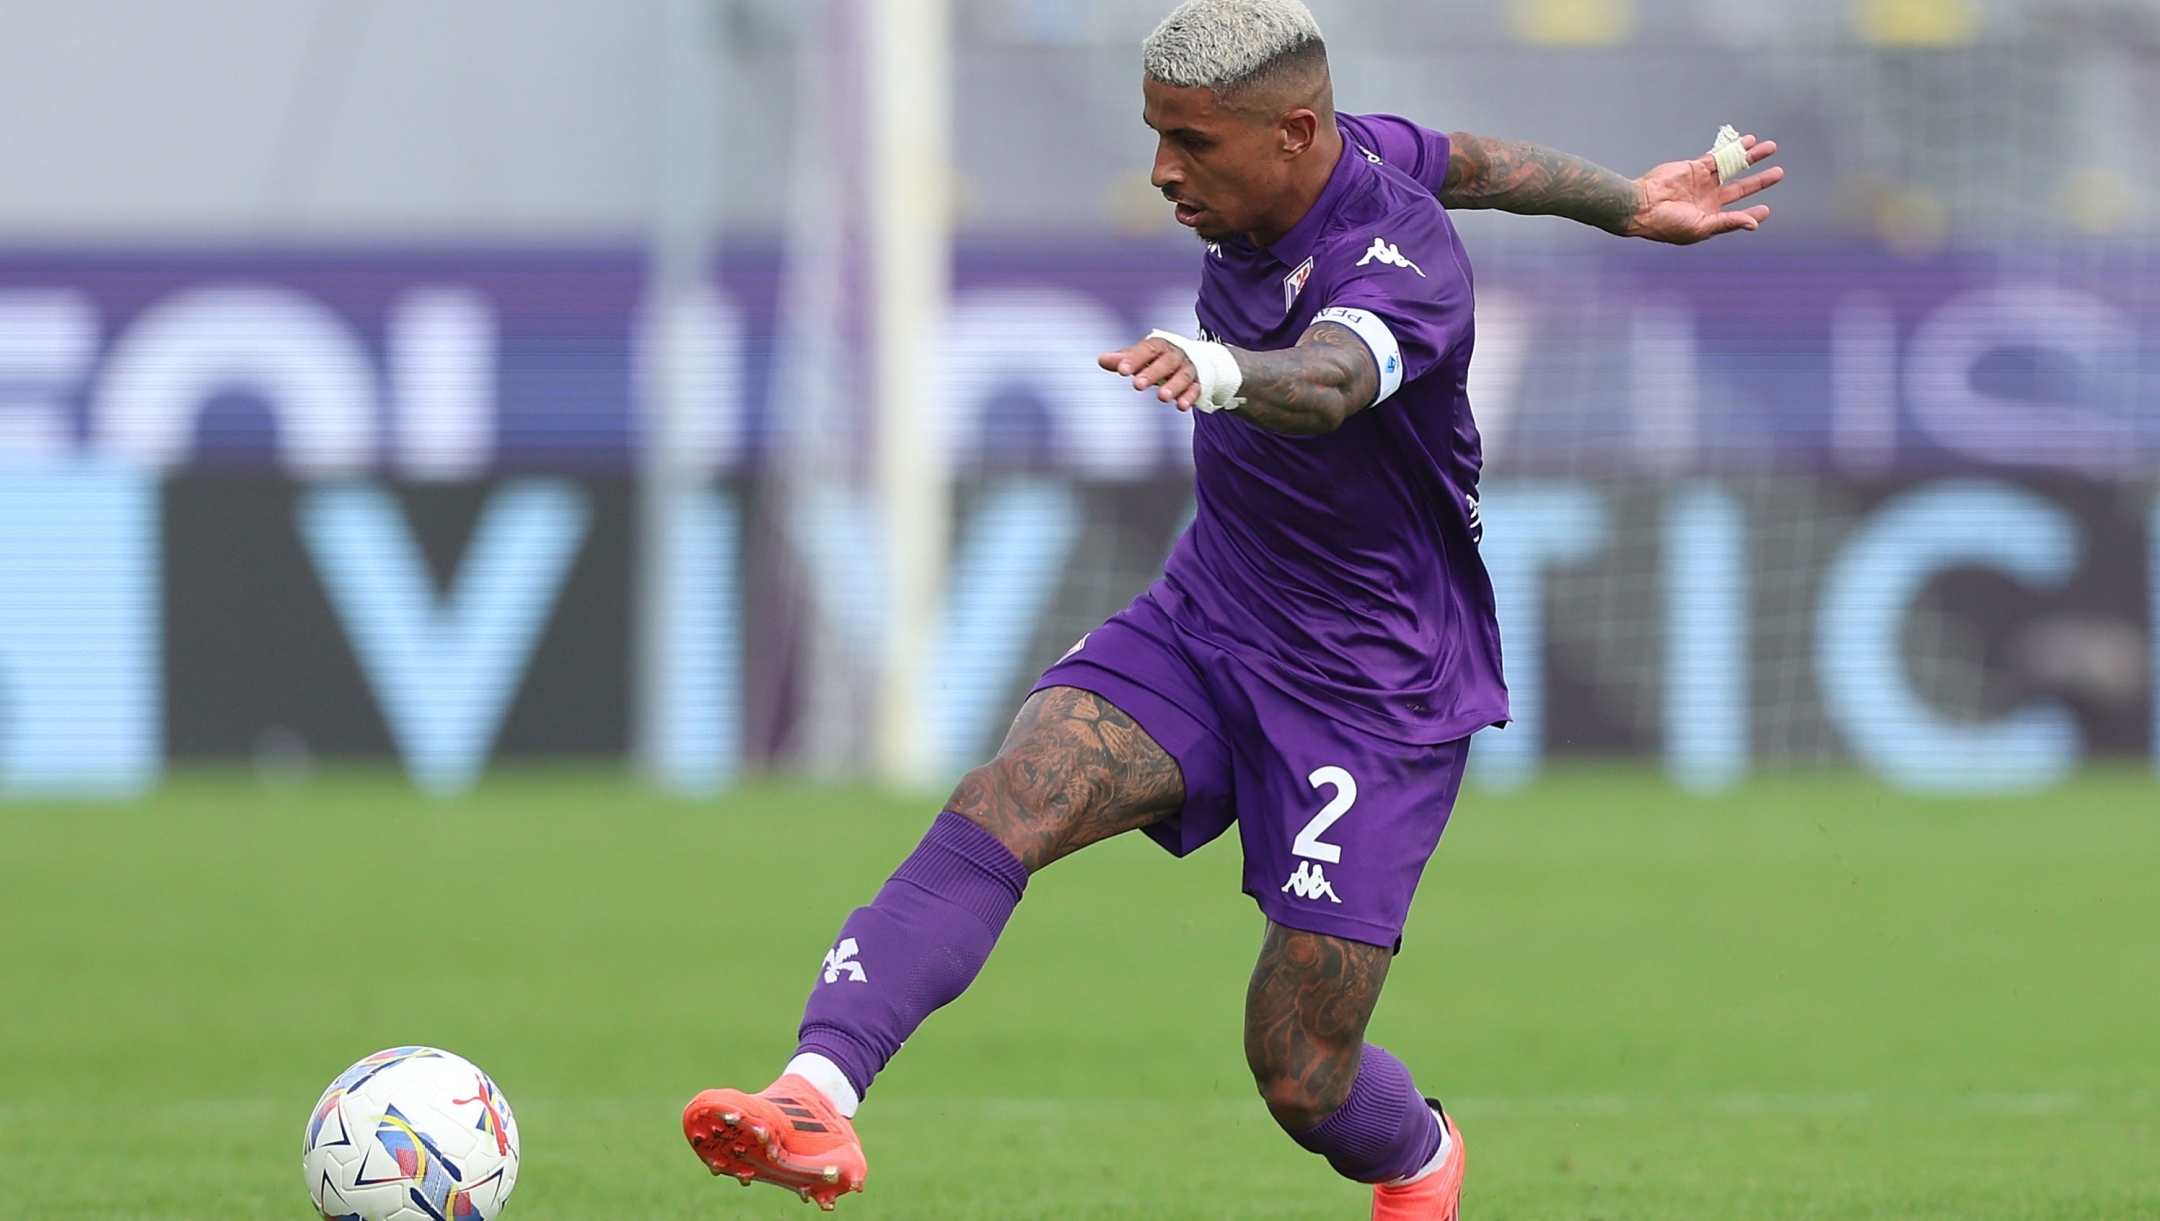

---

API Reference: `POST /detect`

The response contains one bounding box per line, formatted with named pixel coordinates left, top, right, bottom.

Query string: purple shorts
left=1033, top=592, right=1470, bottom=948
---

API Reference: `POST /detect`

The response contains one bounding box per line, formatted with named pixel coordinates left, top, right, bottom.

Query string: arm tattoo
left=1244, top=922, right=1393, bottom=1130
left=946, top=686, right=1185, bottom=873
left=1228, top=322, right=1381, bottom=436
left=1441, top=131, right=1641, bottom=235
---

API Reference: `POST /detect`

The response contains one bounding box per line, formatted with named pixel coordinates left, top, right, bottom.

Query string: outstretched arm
left=1099, top=323, right=1380, bottom=436
left=1441, top=131, right=1783, bottom=244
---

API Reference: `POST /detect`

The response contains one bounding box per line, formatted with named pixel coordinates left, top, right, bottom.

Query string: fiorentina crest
left=1283, top=256, right=1316, bottom=314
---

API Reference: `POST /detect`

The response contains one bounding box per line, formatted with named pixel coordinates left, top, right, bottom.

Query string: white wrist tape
left=1146, top=329, right=1244, bottom=413
left=1709, top=124, right=1749, bottom=184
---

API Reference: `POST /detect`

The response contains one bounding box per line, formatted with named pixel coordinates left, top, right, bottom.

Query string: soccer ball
left=302, top=1047, right=521, bottom=1221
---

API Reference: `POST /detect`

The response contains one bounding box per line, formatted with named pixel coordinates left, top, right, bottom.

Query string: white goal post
left=869, top=0, right=956, bottom=789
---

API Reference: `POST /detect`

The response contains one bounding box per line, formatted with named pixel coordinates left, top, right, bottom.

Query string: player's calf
left=794, top=812, right=1031, bottom=1103
left=1244, top=922, right=1392, bottom=1132
left=1283, top=1047, right=1446, bottom=1184
left=1277, top=1044, right=1463, bottom=1217
left=1245, top=923, right=1456, bottom=1200
left=791, top=688, right=1183, bottom=1102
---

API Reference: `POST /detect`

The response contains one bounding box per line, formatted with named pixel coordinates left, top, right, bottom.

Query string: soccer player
left=684, top=1, right=1782, bottom=1215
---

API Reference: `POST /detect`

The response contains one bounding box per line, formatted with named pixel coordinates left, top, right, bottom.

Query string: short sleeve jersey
left=1153, top=114, right=1508, bottom=744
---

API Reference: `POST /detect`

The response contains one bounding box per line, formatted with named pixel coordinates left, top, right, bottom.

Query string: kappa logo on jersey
left=1358, top=144, right=1384, bottom=165
left=1206, top=241, right=1225, bottom=259
left=1281, top=860, right=1343, bottom=904
left=1357, top=238, right=1425, bottom=277
left=822, top=938, right=868, bottom=984
left=1283, top=256, right=1316, bottom=314
left=1059, top=633, right=1090, bottom=661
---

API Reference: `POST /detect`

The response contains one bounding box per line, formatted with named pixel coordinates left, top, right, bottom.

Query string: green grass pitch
left=2, top=766, right=2156, bottom=1219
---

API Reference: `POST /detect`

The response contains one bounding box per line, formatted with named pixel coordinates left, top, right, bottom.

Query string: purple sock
left=1288, top=1045, right=1443, bottom=1184
left=795, top=812, right=1029, bottom=1098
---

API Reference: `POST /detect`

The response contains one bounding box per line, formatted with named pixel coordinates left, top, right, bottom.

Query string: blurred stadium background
left=3, top=2, right=2159, bottom=1218
left=0, top=0, right=2155, bottom=797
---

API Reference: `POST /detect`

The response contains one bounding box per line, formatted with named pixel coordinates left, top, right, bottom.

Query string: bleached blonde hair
left=1141, top=0, right=1326, bottom=94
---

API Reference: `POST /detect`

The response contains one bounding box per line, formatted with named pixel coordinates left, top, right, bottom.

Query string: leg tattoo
left=946, top=686, right=1186, bottom=873
left=1246, top=922, right=1442, bottom=1183
left=1245, top=922, right=1392, bottom=1130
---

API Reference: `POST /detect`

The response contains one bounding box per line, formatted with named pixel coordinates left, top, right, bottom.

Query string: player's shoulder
left=1316, top=167, right=1461, bottom=287
left=1335, top=112, right=1450, bottom=188
left=1334, top=112, right=1393, bottom=162
left=1320, top=147, right=1449, bottom=240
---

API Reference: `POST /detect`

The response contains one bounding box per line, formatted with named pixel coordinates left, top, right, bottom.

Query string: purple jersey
left=1153, top=115, right=1507, bottom=744
left=1336, top=112, right=1456, bottom=196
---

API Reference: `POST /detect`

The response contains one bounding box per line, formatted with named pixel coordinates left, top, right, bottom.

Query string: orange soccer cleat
left=683, top=1074, right=868, bottom=1211
left=1370, top=1103, right=1465, bottom=1221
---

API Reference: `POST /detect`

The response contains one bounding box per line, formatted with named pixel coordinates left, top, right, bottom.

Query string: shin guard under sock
left=795, top=812, right=1029, bottom=1099
left=1288, top=1045, right=1443, bottom=1184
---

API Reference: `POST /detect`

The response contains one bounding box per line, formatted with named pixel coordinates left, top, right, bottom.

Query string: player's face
left=1143, top=78, right=1298, bottom=243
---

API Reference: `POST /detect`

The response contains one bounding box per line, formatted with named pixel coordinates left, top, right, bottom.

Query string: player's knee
left=944, top=757, right=1045, bottom=860
left=1246, top=1043, right=1357, bottom=1132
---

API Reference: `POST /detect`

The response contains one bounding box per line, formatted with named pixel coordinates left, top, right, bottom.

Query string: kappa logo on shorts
left=822, top=938, right=868, bottom=984
left=1281, top=860, right=1343, bottom=904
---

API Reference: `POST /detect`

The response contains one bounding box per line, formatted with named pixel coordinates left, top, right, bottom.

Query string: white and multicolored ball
left=303, top=1047, right=520, bottom=1221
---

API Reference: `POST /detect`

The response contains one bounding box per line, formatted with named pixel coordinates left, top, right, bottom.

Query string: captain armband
left=1145, top=329, right=1245, bottom=413
left=1311, top=307, right=1405, bottom=404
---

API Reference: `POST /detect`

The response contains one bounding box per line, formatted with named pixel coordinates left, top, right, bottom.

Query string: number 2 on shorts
left=1292, top=766, right=1357, bottom=864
